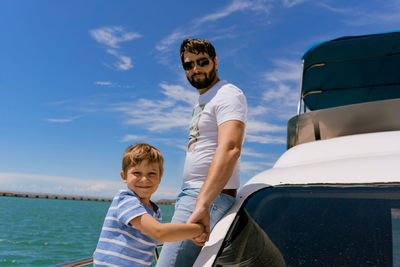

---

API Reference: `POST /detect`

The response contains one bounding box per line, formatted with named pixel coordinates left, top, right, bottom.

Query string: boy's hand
left=194, top=222, right=206, bottom=238
left=192, top=231, right=207, bottom=245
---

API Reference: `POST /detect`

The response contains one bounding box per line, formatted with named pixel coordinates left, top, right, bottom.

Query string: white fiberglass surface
left=276, top=130, right=400, bottom=168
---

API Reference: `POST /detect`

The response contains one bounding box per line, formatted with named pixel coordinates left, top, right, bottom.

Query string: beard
left=187, top=64, right=217, bottom=89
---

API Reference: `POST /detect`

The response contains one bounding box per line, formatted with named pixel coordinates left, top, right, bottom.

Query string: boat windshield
left=213, top=185, right=400, bottom=267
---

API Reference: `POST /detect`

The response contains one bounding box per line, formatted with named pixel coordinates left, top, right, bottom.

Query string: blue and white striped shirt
left=94, top=189, right=162, bottom=267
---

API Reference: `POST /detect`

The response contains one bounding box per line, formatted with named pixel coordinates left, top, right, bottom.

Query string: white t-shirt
left=182, top=80, right=248, bottom=189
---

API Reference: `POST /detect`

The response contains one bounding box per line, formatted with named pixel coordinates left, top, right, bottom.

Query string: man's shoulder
left=214, top=81, right=246, bottom=104
left=218, top=81, right=245, bottom=95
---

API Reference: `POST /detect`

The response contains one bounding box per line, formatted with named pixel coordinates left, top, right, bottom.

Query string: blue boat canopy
left=301, top=31, right=400, bottom=111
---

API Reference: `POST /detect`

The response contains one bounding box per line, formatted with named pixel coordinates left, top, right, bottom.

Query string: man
left=156, top=38, right=247, bottom=267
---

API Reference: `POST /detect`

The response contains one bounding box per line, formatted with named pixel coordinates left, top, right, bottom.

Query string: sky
left=1, top=0, right=399, bottom=200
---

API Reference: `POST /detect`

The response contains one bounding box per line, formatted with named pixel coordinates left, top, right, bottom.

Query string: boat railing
left=287, top=98, right=400, bottom=149
left=51, top=257, right=93, bottom=267
left=51, top=244, right=163, bottom=266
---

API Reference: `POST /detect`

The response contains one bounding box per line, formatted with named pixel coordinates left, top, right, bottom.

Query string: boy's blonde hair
left=122, top=144, right=164, bottom=177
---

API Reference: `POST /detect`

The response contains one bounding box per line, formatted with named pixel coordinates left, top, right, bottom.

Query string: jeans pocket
left=209, top=193, right=235, bottom=229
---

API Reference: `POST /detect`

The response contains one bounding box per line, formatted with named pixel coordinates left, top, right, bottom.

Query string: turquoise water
left=0, top=196, right=174, bottom=266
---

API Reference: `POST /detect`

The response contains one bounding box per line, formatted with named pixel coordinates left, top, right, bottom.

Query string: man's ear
left=214, top=56, right=218, bottom=70
left=120, top=171, right=127, bottom=183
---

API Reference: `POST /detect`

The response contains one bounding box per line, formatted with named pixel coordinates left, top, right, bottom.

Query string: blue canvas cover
left=301, top=31, right=400, bottom=110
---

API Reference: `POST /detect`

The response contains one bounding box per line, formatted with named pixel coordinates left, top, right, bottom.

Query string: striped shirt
left=94, top=189, right=162, bottom=267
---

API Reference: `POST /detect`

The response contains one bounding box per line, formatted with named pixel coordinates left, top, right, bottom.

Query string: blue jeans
left=155, top=188, right=235, bottom=267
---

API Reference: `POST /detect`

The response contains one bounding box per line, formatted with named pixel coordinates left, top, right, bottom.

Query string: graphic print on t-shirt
left=188, top=104, right=205, bottom=152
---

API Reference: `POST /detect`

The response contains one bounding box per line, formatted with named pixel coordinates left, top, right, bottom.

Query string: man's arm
left=130, top=213, right=204, bottom=242
left=187, top=119, right=245, bottom=245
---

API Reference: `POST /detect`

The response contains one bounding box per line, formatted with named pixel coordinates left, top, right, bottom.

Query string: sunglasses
left=182, top=57, right=210, bottom=71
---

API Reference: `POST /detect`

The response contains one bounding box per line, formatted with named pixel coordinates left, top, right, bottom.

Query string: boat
left=54, top=31, right=400, bottom=267
left=194, top=31, right=400, bottom=267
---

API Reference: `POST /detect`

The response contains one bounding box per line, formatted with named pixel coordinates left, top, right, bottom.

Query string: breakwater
left=0, top=191, right=112, bottom=202
left=0, top=191, right=176, bottom=205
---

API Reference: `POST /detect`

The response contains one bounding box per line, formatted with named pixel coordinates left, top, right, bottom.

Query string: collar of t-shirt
left=198, top=80, right=227, bottom=105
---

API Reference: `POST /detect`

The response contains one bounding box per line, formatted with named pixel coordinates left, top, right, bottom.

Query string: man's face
left=183, top=52, right=217, bottom=90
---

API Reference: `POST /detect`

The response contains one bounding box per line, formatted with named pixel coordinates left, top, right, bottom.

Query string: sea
left=2, top=196, right=399, bottom=266
left=0, top=196, right=174, bottom=266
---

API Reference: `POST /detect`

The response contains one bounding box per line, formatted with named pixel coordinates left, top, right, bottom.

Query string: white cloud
left=90, top=26, right=141, bottom=48
left=196, top=1, right=253, bottom=24
left=282, top=0, right=309, bottom=8
left=112, top=83, right=195, bottom=132
left=240, top=160, right=275, bottom=173
left=152, top=186, right=180, bottom=200
left=196, top=0, right=272, bottom=25
left=264, top=59, right=301, bottom=83
left=246, top=120, right=286, bottom=134
left=248, top=105, right=271, bottom=116
left=263, top=83, right=298, bottom=106
left=317, top=1, right=400, bottom=26
left=246, top=134, right=286, bottom=144
left=159, top=83, right=197, bottom=105
left=240, top=161, right=265, bottom=172
left=317, top=2, right=351, bottom=14
left=155, top=30, right=188, bottom=53
left=95, top=81, right=114, bottom=86
left=120, top=134, right=147, bottom=142
left=47, top=100, right=72, bottom=106
left=242, top=147, right=272, bottom=158
left=43, top=115, right=81, bottom=123
left=107, top=49, right=133, bottom=71
left=121, top=104, right=192, bottom=131
left=0, top=172, right=181, bottom=200
left=112, top=79, right=288, bottom=145
left=0, top=172, right=123, bottom=198
left=95, top=81, right=134, bottom=89
left=155, top=0, right=273, bottom=60
left=44, top=118, right=74, bottom=123
left=261, top=59, right=301, bottom=108
left=90, top=26, right=140, bottom=71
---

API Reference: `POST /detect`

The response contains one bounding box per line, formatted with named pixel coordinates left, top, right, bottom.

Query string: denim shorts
left=156, top=188, right=235, bottom=267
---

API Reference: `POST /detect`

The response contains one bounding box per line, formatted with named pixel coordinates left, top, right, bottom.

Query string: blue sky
left=1, top=0, right=399, bottom=199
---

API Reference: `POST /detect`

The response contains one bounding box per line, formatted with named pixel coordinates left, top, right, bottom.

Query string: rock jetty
left=0, top=191, right=112, bottom=202
left=1, top=191, right=176, bottom=205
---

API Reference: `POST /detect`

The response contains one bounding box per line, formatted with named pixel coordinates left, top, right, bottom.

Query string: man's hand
left=187, top=205, right=210, bottom=246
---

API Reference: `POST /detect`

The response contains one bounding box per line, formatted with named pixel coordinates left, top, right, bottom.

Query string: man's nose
left=192, top=62, right=201, bottom=71
left=191, top=66, right=198, bottom=72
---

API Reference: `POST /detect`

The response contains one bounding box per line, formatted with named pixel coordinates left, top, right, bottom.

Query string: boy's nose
left=141, top=175, right=151, bottom=181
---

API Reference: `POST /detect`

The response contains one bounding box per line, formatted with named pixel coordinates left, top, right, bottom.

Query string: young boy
left=94, top=144, right=204, bottom=266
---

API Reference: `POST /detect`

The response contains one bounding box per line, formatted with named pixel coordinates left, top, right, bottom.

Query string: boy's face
left=121, top=159, right=161, bottom=205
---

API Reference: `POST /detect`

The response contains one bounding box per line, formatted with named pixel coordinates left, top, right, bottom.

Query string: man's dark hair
left=180, top=38, right=216, bottom=63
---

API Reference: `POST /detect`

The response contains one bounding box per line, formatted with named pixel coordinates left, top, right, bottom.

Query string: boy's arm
left=130, top=213, right=204, bottom=242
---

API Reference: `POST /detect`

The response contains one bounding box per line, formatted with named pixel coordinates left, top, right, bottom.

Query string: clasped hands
left=186, top=206, right=210, bottom=246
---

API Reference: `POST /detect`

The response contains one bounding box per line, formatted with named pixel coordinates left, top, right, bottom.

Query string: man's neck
left=197, top=77, right=220, bottom=95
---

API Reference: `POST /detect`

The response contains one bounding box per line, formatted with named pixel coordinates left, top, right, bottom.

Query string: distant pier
left=0, top=191, right=112, bottom=202
left=0, top=191, right=175, bottom=204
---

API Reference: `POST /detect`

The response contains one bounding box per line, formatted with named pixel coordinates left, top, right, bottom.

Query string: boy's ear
left=120, top=171, right=127, bottom=183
